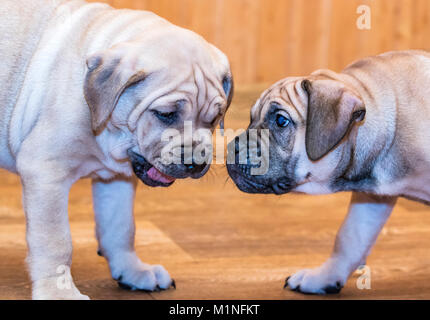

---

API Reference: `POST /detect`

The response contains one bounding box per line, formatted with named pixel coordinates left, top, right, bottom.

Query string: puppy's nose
left=181, top=146, right=207, bottom=174
left=185, top=161, right=206, bottom=174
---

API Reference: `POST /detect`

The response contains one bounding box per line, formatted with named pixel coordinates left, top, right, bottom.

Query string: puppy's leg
left=92, top=177, right=174, bottom=291
left=286, top=192, right=397, bottom=295
left=18, top=165, right=88, bottom=300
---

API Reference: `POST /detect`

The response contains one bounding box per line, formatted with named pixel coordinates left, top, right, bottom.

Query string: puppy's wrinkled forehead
left=126, top=45, right=232, bottom=130
left=128, top=64, right=230, bottom=131
left=186, top=63, right=227, bottom=115
left=166, top=34, right=231, bottom=116
left=251, top=77, right=307, bottom=124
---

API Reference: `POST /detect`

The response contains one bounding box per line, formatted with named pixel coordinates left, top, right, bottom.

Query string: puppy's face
left=85, top=28, right=233, bottom=187
left=227, top=74, right=365, bottom=195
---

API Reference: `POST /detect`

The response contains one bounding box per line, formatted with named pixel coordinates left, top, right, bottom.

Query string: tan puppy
left=227, top=50, right=430, bottom=294
left=0, top=0, right=233, bottom=299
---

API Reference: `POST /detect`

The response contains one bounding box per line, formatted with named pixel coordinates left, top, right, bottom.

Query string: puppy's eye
left=153, top=110, right=178, bottom=125
left=223, top=76, right=232, bottom=97
left=276, top=114, right=290, bottom=128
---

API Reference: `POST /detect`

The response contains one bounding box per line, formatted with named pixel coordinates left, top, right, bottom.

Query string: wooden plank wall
left=87, top=0, right=430, bottom=85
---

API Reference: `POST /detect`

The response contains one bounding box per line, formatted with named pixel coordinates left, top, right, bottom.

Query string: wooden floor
left=1, top=87, right=430, bottom=300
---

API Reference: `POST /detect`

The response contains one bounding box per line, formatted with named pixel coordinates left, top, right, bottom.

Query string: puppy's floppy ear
left=302, top=79, right=365, bottom=161
left=220, top=75, right=234, bottom=135
left=84, top=49, right=147, bottom=133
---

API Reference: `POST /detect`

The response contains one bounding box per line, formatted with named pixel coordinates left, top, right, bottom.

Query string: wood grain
left=86, top=0, right=430, bottom=85
left=1, top=87, right=430, bottom=300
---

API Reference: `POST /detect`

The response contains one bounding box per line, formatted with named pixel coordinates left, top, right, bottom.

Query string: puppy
left=0, top=0, right=233, bottom=299
left=227, top=50, right=430, bottom=294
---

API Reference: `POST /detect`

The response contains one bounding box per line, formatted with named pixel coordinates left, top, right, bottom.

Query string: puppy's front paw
left=113, top=263, right=175, bottom=292
left=284, top=264, right=347, bottom=295
left=32, top=278, right=90, bottom=300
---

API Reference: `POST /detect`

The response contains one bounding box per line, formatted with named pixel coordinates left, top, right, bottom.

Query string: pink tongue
left=147, top=167, right=176, bottom=184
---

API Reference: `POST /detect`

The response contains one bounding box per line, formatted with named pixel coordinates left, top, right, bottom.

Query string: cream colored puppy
left=228, top=50, right=430, bottom=294
left=0, top=0, right=233, bottom=299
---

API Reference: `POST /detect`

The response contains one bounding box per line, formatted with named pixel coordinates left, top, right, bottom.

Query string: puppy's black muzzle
left=180, top=147, right=207, bottom=176
left=128, top=150, right=174, bottom=187
left=226, top=134, right=296, bottom=195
